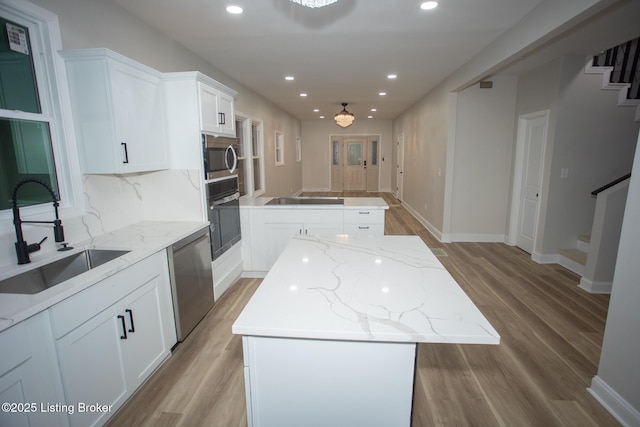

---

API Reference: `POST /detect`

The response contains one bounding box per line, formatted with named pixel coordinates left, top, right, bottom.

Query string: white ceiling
left=111, top=0, right=638, bottom=122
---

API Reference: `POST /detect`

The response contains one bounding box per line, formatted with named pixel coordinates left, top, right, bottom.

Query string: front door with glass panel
left=344, top=138, right=366, bottom=191
left=330, top=136, right=380, bottom=192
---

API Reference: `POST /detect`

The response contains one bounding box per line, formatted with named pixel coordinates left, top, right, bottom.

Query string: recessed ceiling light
left=226, top=5, right=243, bottom=14
left=387, top=74, right=397, bottom=79
left=285, top=76, right=295, bottom=81
left=368, top=115, right=373, bottom=119
left=379, top=92, right=387, bottom=96
left=371, top=108, right=377, bottom=112
left=300, top=93, right=307, bottom=97
left=313, top=108, right=319, bottom=112
left=420, top=1, right=438, bottom=10
left=319, top=115, right=325, bottom=119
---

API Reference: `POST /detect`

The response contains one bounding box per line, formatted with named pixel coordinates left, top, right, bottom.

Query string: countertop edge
left=0, top=220, right=209, bottom=333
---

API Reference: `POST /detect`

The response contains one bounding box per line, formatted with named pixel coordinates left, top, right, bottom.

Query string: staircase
left=559, top=176, right=631, bottom=294
left=585, top=36, right=640, bottom=122
left=558, top=235, right=590, bottom=277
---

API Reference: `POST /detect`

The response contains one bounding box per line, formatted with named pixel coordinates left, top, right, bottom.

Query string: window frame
left=235, top=112, right=265, bottom=197
left=275, top=131, right=284, bottom=167
left=0, top=0, right=83, bottom=224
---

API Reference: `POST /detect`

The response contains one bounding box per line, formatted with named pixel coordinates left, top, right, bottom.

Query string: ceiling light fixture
left=334, top=103, right=355, bottom=128
left=285, top=76, right=295, bottom=81
left=226, top=5, right=243, bottom=14
left=300, top=93, right=307, bottom=97
left=290, top=0, right=339, bottom=8
left=387, top=74, right=397, bottom=79
left=420, top=1, right=438, bottom=10
left=379, top=92, right=387, bottom=96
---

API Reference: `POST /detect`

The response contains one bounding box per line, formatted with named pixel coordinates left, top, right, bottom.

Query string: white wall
left=391, top=0, right=617, bottom=238
left=590, top=130, right=640, bottom=426
left=301, top=119, right=393, bottom=192
left=540, top=55, right=639, bottom=255
left=449, top=76, right=518, bottom=241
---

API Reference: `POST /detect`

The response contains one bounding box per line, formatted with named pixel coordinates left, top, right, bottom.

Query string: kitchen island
left=232, top=234, right=500, bottom=427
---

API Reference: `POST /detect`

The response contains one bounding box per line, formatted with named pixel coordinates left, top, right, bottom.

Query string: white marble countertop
left=240, top=196, right=389, bottom=209
left=232, top=235, right=500, bottom=345
left=0, top=221, right=208, bottom=332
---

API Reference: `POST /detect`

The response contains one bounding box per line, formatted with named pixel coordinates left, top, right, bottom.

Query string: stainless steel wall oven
left=207, top=176, right=241, bottom=261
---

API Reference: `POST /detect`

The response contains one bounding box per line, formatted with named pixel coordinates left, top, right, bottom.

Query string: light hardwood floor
left=107, top=193, right=619, bottom=426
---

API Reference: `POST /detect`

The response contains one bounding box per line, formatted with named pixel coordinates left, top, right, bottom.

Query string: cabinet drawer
left=343, top=209, right=384, bottom=224
left=343, top=223, right=385, bottom=236
left=50, top=251, right=166, bottom=339
left=262, top=209, right=343, bottom=224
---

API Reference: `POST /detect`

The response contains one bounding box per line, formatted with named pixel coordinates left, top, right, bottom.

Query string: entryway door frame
left=395, top=133, right=404, bottom=202
left=330, top=134, right=381, bottom=192
left=508, top=109, right=550, bottom=255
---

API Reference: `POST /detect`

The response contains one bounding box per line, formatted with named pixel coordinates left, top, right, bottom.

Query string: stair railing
left=593, top=37, right=640, bottom=100
left=591, top=173, right=632, bottom=196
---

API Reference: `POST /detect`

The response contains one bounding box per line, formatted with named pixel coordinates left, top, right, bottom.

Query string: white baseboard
left=558, top=254, right=586, bottom=276
left=579, top=277, right=612, bottom=294
left=242, top=271, right=267, bottom=279
left=213, top=243, right=243, bottom=300
left=400, top=201, right=444, bottom=242
left=532, top=252, right=560, bottom=264
left=448, top=233, right=506, bottom=243
left=589, top=376, right=640, bottom=427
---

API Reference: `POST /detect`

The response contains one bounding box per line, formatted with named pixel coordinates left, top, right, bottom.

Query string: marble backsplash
left=0, top=169, right=203, bottom=269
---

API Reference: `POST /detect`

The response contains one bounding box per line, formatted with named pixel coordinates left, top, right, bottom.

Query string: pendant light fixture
left=334, top=103, right=355, bottom=128
left=290, top=0, right=339, bottom=7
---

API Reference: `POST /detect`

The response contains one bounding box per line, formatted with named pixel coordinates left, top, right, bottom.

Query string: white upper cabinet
left=62, top=49, right=168, bottom=174
left=198, top=79, right=236, bottom=136
left=163, top=72, right=237, bottom=170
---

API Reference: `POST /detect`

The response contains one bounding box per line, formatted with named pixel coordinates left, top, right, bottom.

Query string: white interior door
left=396, top=133, right=404, bottom=201
left=516, top=114, right=547, bottom=254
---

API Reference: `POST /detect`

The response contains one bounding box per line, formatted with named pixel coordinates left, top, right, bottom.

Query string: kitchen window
left=235, top=114, right=264, bottom=196
left=275, top=131, right=284, bottom=166
left=0, top=2, right=80, bottom=218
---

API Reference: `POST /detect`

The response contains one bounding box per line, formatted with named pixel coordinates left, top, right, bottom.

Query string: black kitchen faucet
left=12, top=179, right=70, bottom=264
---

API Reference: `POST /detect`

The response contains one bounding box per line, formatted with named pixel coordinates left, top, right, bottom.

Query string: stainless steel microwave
left=203, top=134, right=239, bottom=180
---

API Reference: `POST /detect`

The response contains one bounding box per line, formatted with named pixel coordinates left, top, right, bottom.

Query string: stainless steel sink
left=265, top=197, right=344, bottom=206
left=0, top=249, right=130, bottom=294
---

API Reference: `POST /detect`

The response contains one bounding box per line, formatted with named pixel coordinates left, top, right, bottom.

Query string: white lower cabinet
left=0, top=312, right=67, bottom=427
left=263, top=222, right=343, bottom=267
left=53, top=251, right=176, bottom=427
left=242, top=206, right=386, bottom=273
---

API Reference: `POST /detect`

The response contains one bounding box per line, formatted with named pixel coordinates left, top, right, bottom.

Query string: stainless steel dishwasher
left=167, top=227, right=214, bottom=342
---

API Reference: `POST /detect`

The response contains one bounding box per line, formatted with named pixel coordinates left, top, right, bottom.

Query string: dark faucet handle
left=27, top=236, right=48, bottom=253
left=54, top=219, right=65, bottom=242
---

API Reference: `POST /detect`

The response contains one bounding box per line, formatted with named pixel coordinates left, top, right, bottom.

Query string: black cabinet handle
left=126, top=309, right=135, bottom=333
left=218, top=112, right=226, bottom=125
left=359, top=226, right=370, bottom=230
left=121, top=142, right=129, bottom=164
left=118, top=315, right=127, bottom=339
left=359, top=211, right=370, bottom=215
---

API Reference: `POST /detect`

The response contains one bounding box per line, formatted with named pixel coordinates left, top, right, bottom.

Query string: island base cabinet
left=241, top=336, right=416, bottom=427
